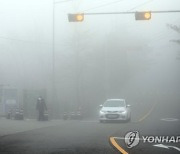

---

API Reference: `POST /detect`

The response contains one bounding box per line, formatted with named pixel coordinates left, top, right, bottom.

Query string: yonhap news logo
left=125, top=131, right=140, bottom=148
left=124, top=131, right=180, bottom=148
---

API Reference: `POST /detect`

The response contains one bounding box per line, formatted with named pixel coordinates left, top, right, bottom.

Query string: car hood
left=101, top=107, right=126, bottom=112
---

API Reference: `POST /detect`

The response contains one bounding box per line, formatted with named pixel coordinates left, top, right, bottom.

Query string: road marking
left=138, top=102, right=157, bottom=122
left=109, top=137, right=128, bottom=154
left=154, top=144, right=180, bottom=152
left=113, top=137, right=143, bottom=141
left=154, top=144, right=169, bottom=149
left=80, top=120, right=98, bottom=123
left=161, top=118, right=179, bottom=122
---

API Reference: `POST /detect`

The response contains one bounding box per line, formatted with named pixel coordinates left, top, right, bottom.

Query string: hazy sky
left=0, top=0, right=179, bottom=89
left=0, top=0, right=179, bottom=43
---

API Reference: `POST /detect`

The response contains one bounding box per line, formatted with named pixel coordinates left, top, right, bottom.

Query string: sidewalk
left=0, top=117, right=62, bottom=137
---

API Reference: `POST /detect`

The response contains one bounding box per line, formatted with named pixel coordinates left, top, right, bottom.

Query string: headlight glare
left=100, top=110, right=106, bottom=114
left=121, top=111, right=127, bottom=114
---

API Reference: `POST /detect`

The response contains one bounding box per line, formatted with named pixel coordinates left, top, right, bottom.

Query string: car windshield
left=103, top=100, right=125, bottom=107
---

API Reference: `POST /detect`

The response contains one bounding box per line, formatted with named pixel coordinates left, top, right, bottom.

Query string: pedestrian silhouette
left=36, top=96, right=47, bottom=121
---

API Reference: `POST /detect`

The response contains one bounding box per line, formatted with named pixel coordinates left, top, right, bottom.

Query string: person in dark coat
left=36, top=96, right=47, bottom=121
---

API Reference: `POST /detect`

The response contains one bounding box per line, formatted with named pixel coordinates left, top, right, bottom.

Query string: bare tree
left=167, top=24, right=180, bottom=44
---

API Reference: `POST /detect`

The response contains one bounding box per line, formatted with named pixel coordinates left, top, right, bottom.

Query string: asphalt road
left=0, top=96, right=179, bottom=154
left=0, top=48, right=179, bottom=154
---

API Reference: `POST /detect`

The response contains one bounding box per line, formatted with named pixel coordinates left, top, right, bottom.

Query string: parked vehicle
left=43, top=111, right=48, bottom=121
left=63, top=111, right=83, bottom=120
left=14, top=108, right=24, bottom=120
left=6, top=109, right=13, bottom=119
left=63, top=112, right=69, bottom=120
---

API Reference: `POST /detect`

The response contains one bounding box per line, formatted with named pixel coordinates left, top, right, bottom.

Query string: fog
left=0, top=0, right=180, bottom=118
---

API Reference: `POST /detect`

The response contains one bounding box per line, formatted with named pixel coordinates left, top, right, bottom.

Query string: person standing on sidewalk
left=36, top=96, right=47, bottom=121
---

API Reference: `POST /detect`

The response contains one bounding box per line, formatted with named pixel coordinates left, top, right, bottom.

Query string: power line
left=0, top=36, right=50, bottom=45
left=127, top=0, right=154, bottom=11
left=83, top=0, right=125, bottom=12
left=0, top=36, right=28, bottom=42
left=82, top=0, right=153, bottom=13
left=54, top=0, right=73, bottom=4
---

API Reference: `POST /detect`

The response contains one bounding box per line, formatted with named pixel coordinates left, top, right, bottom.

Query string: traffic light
left=68, top=13, right=84, bottom=22
left=135, top=11, right=151, bottom=20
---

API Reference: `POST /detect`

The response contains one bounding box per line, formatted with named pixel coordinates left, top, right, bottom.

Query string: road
left=0, top=96, right=179, bottom=154
left=0, top=47, right=179, bottom=154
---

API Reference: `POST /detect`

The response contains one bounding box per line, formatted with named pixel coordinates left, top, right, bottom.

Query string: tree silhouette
left=167, top=24, right=180, bottom=44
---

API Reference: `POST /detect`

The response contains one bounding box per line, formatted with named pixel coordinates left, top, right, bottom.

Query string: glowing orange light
left=68, top=13, right=84, bottom=22
left=135, top=11, right=151, bottom=20
left=76, top=14, right=84, bottom=21
left=144, top=12, right=151, bottom=19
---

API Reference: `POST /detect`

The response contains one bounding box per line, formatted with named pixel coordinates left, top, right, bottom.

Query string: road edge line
left=138, top=102, right=157, bottom=122
left=109, top=137, right=128, bottom=154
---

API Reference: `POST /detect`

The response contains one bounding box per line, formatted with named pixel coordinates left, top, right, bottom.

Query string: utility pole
left=52, top=0, right=58, bottom=118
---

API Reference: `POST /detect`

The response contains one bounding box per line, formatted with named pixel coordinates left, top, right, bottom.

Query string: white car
left=99, top=99, right=131, bottom=123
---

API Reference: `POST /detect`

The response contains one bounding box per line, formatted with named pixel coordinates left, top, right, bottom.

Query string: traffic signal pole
left=68, top=10, right=180, bottom=22
left=83, top=10, right=180, bottom=15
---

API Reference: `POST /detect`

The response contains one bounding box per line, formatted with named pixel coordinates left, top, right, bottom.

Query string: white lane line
left=80, top=120, right=98, bottom=123
left=161, top=118, right=179, bottom=122
left=113, top=137, right=144, bottom=141
left=154, top=144, right=180, bottom=152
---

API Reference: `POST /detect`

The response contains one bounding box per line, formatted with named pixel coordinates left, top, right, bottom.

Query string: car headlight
left=121, top=111, right=127, bottom=114
left=100, top=110, right=106, bottom=114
